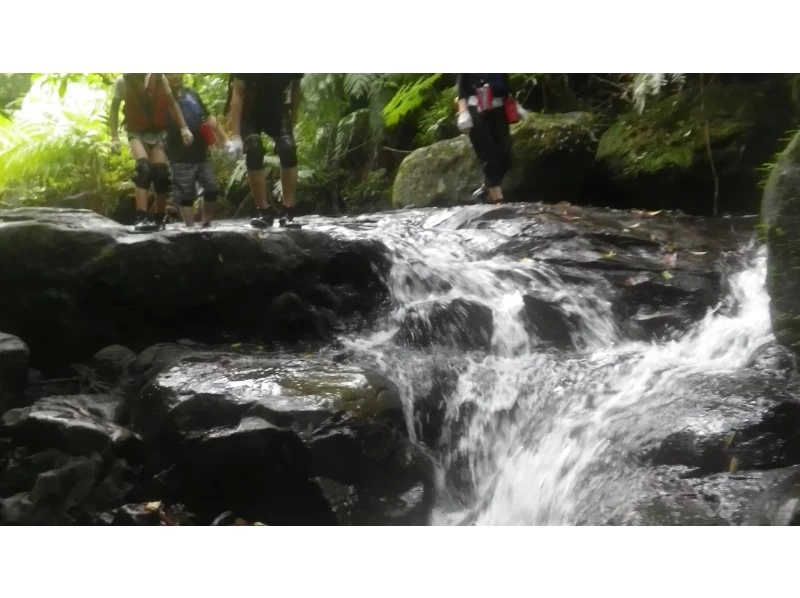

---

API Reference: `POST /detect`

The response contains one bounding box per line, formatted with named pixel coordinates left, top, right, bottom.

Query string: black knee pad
left=204, top=190, right=219, bottom=203
left=179, top=195, right=196, bottom=207
left=245, top=136, right=266, bottom=170
left=134, top=158, right=151, bottom=190
left=275, top=134, right=298, bottom=169
left=151, top=163, right=171, bottom=194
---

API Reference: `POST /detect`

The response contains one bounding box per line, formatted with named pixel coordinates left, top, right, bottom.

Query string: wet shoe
left=279, top=207, right=301, bottom=228
left=250, top=209, right=275, bottom=229
left=201, top=221, right=211, bottom=229
left=134, top=217, right=159, bottom=233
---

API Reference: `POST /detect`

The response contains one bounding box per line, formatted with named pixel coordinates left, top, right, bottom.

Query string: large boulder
left=392, top=112, right=597, bottom=208
left=128, top=350, right=432, bottom=525
left=597, top=80, right=794, bottom=214
left=763, top=129, right=800, bottom=357
left=0, top=208, right=390, bottom=367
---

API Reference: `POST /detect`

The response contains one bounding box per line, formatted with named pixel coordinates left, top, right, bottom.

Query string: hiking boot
left=201, top=221, right=211, bottom=229
left=250, top=208, right=275, bottom=229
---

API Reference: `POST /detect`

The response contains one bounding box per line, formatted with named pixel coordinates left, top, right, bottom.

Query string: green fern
left=343, top=73, right=378, bottom=100
left=383, top=74, right=441, bottom=129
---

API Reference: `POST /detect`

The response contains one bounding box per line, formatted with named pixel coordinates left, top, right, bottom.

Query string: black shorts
left=241, top=102, right=294, bottom=146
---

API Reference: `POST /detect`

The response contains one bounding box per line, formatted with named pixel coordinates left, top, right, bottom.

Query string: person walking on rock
left=456, top=74, right=524, bottom=205
left=224, top=74, right=303, bottom=229
left=109, top=74, right=194, bottom=233
left=164, top=74, right=227, bottom=228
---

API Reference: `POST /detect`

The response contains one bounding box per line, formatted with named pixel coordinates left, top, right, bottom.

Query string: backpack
left=171, top=89, right=205, bottom=131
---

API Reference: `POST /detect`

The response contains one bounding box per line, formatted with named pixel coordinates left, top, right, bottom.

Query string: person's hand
left=181, top=127, right=194, bottom=146
left=457, top=110, right=473, bottom=133
left=225, top=136, right=244, bottom=158
left=517, top=102, right=529, bottom=120
left=110, top=138, right=121, bottom=155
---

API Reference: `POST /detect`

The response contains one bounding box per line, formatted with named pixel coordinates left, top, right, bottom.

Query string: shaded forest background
left=1, top=73, right=797, bottom=218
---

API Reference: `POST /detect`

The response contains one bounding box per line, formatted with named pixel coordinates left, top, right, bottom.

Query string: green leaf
left=662, top=270, right=673, bottom=280
left=58, top=77, right=68, bottom=99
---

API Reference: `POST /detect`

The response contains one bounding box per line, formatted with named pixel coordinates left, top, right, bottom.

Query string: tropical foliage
left=0, top=73, right=792, bottom=215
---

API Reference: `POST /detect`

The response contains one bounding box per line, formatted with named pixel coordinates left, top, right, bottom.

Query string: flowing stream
left=323, top=205, right=777, bottom=525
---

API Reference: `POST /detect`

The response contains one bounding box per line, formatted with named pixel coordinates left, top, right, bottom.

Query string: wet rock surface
left=2, top=203, right=798, bottom=525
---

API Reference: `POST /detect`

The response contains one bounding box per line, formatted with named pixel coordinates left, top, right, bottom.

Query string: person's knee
left=134, top=158, right=151, bottom=190
left=178, top=193, right=195, bottom=207
left=151, top=163, right=171, bottom=194
left=245, top=135, right=265, bottom=171
left=275, top=134, right=298, bottom=169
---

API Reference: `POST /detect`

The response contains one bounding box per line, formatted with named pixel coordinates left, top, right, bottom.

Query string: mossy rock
left=596, top=81, right=794, bottom=213
left=762, top=130, right=800, bottom=356
left=392, top=112, right=597, bottom=208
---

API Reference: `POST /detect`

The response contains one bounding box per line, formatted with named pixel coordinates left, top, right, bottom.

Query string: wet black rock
left=0, top=208, right=390, bottom=367
left=1, top=394, right=143, bottom=463
left=0, top=332, right=30, bottom=413
left=396, top=298, right=494, bottom=351
left=521, top=295, right=573, bottom=348
left=642, top=374, right=800, bottom=474
left=744, top=467, right=800, bottom=525
left=91, top=344, right=137, bottom=381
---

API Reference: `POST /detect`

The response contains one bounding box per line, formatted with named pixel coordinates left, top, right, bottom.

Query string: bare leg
left=180, top=206, right=195, bottom=227
left=202, top=200, right=217, bottom=224
left=248, top=170, right=269, bottom=209
left=280, top=166, right=298, bottom=209
left=488, top=186, right=504, bottom=204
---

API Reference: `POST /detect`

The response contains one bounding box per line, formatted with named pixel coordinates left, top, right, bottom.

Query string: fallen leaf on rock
left=230, top=343, right=242, bottom=350
left=646, top=210, right=663, bottom=217
left=218, top=254, right=224, bottom=263
left=520, top=257, right=532, bottom=263
left=662, top=270, right=674, bottom=280
left=630, top=222, right=640, bottom=229
left=690, top=251, right=708, bottom=256
left=728, top=457, right=738, bottom=473
left=144, top=501, right=162, bottom=512
left=601, top=250, right=616, bottom=259
left=664, top=253, right=677, bottom=268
